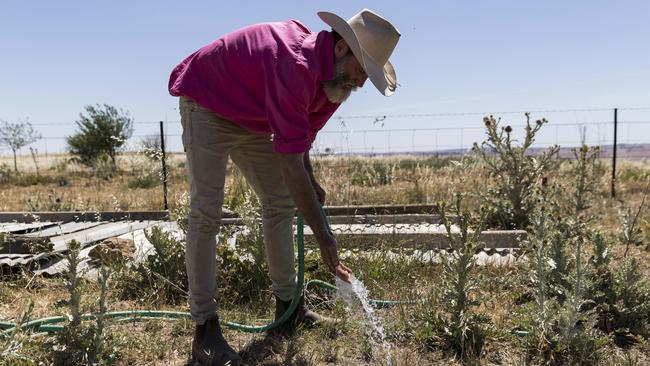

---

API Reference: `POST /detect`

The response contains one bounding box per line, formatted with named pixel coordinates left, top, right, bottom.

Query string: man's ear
left=334, top=39, right=349, bottom=59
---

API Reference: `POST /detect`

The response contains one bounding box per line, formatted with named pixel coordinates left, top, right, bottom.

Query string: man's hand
left=281, top=152, right=351, bottom=282
left=319, top=234, right=352, bottom=282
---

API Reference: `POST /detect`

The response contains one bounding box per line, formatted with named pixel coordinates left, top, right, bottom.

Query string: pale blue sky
left=1, top=1, right=649, bottom=154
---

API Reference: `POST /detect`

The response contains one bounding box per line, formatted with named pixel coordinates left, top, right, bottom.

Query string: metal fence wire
left=5, top=107, right=650, bottom=159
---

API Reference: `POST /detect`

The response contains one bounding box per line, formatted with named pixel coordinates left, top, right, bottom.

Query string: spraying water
left=336, top=273, right=393, bottom=365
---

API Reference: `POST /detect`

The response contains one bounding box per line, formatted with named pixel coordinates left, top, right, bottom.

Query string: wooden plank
left=0, top=211, right=169, bottom=223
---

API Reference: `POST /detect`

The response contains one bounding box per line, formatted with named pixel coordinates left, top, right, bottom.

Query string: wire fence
left=1, top=107, right=649, bottom=211
left=3, top=107, right=650, bottom=159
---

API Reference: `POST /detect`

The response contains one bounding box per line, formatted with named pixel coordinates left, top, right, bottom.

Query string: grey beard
left=322, top=54, right=357, bottom=104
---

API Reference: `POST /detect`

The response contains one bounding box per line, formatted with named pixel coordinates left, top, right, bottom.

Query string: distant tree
left=67, top=104, right=134, bottom=167
left=0, top=119, right=42, bottom=173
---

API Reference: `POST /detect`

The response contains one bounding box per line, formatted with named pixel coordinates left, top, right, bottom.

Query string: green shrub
left=218, top=188, right=271, bottom=306
left=349, top=158, right=395, bottom=186
left=49, top=240, right=119, bottom=365
left=91, top=153, right=117, bottom=180
left=519, top=217, right=609, bottom=365
left=414, top=193, right=490, bottom=363
left=609, top=257, right=650, bottom=344
left=67, top=104, right=133, bottom=167
left=24, top=190, right=75, bottom=211
left=143, top=227, right=188, bottom=303
left=620, top=180, right=649, bottom=255
left=472, top=114, right=560, bottom=229
left=0, top=166, right=69, bottom=188
left=127, top=174, right=159, bottom=189
left=396, top=156, right=454, bottom=171
left=0, top=302, right=35, bottom=365
left=553, top=236, right=608, bottom=366
left=570, top=144, right=601, bottom=216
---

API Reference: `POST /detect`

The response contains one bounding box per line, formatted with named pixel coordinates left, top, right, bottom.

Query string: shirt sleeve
left=263, top=50, right=317, bottom=154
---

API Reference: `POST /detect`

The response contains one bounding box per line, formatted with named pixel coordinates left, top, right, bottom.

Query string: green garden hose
left=0, top=209, right=407, bottom=336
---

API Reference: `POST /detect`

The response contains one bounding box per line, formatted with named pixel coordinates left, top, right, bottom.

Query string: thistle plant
left=620, top=178, right=649, bottom=257
left=589, top=233, right=609, bottom=269
left=433, top=193, right=490, bottom=363
left=472, top=114, right=560, bottom=229
left=554, top=236, right=607, bottom=366
left=548, top=227, right=572, bottom=295
left=89, top=266, right=111, bottom=365
left=588, top=233, right=616, bottom=309
left=611, top=257, right=650, bottom=342
left=0, top=302, right=34, bottom=365
left=520, top=214, right=558, bottom=361
left=141, top=226, right=188, bottom=303
left=570, top=143, right=601, bottom=217
left=52, top=240, right=96, bottom=365
left=65, top=239, right=84, bottom=327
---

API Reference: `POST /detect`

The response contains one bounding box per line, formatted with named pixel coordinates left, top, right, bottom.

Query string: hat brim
left=318, top=11, right=397, bottom=96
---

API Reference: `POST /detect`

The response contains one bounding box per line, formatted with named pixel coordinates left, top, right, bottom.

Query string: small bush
left=397, top=156, right=454, bottom=171
left=414, top=193, right=490, bottom=363
left=91, top=153, right=117, bottom=180
left=349, top=158, right=395, bottom=186
left=570, top=144, right=601, bottom=216
left=0, top=302, right=35, bottom=365
left=472, top=114, right=560, bottom=229
left=144, top=227, right=188, bottom=303
left=49, top=240, right=119, bottom=365
left=609, top=257, right=650, bottom=344
left=24, top=190, right=75, bottom=211
left=520, top=224, right=609, bottom=365
left=67, top=104, right=133, bottom=167
left=127, top=174, right=159, bottom=189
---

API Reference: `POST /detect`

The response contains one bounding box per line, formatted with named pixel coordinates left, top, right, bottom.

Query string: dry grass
left=1, top=153, right=650, bottom=364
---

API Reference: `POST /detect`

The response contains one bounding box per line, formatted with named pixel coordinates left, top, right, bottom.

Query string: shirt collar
left=300, top=30, right=334, bottom=82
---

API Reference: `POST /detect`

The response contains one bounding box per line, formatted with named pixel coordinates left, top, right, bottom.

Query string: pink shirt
left=168, top=20, right=340, bottom=153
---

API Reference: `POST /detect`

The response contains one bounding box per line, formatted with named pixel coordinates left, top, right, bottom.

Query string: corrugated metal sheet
left=1, top=213, right=525, bottom=276
left=0, top=219, right=163, bottom=272
left=0, top=221, right=61, bottom=234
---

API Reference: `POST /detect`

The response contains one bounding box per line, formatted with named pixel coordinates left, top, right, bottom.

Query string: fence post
left=159, top=121, right=169, bottom=210
left=611, top=108, right=618, bottom=198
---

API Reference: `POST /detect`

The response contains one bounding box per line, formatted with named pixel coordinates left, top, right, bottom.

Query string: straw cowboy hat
left=318, top=9, right=401, bottom=96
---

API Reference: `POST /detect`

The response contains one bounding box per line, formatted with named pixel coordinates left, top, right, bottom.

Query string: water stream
left=336, top=273, right=393, bottom=365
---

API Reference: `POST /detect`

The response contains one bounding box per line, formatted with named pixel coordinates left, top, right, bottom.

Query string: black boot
left=191, top=316, right=242, bottom=366
left=268, top=295, right=332, bottom=338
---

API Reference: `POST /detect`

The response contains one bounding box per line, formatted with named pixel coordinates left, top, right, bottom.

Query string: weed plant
left=0, top=302, right=35, bottom=365
left=518, top=214, right=559, bottom=362
left=520, top=216, right=608, bottom=365
left=414, top=193, right=489, bottom=364
left=348, top=158, right=396, bottom=186
left=127, top=174, right=159, bottom=189
left=49, top=240, right=119, bottom=365
left=217, top=186, right=271, bottom=307
left=136, top=227, right=188, bottom=304
left=554, top=236, right=608, bottom=366
left=609, top=257, right=650, bottom=344
left=472, top=114, right=559, bottom=229
left=620, top=179, right=649, bottom=256
left=571, top=144, right=601, bottom=217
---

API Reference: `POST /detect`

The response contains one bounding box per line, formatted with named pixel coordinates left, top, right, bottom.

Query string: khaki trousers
left=179, top=96, right=297, bottom=324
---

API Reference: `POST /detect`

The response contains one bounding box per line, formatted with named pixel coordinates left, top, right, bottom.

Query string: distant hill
left=318, top=143, right=650, bottom=160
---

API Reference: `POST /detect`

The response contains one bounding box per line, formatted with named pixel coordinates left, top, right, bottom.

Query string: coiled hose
left=1, top=209, right=406, bottom=336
